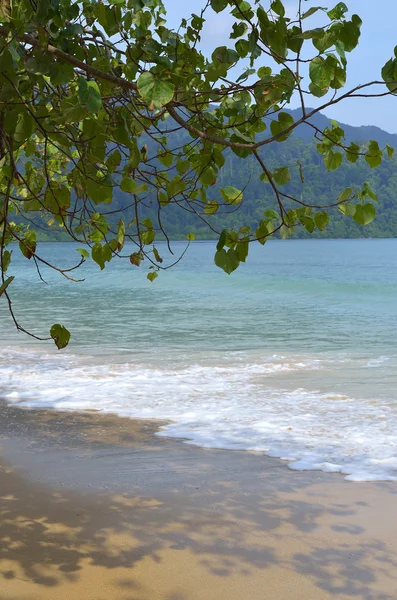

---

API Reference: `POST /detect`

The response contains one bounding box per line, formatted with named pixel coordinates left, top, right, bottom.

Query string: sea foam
left=1, top=345, right=397, bottom=482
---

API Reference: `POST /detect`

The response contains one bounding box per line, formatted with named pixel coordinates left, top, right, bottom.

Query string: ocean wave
left=1, top=346, right=397, bottom=482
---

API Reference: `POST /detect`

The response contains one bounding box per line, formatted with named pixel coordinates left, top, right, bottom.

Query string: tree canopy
left=0, top=0, right=396, bottom=347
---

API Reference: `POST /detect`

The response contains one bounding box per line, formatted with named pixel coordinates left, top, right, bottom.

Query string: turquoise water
left=1, top=239, right=397, bottom=480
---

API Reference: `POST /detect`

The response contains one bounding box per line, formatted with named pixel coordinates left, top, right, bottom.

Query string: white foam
left=366, top=356, right=390, bottom=367
left=1, top=345, right=397, bottom=482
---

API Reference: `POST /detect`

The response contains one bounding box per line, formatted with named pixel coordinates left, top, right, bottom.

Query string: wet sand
left=1, top=403, right=397, bottom=600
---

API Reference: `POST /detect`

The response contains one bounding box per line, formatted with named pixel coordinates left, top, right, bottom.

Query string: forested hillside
left=144, top=134, right=397, bottom=240
left=38, top=111, right=397, bottom=241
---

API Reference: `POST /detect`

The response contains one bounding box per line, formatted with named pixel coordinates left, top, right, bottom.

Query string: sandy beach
left=1, top=403, right=397, bottom=600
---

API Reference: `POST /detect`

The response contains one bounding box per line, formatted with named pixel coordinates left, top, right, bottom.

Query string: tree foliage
left=0, top=0, right=396, bottom=347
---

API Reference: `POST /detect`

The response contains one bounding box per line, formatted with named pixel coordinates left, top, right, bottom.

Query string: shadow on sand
left=0, top=404, right=396, bottom=600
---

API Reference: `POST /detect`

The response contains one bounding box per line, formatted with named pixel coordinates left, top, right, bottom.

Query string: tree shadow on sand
left=1, top=405, right=397, bottom=600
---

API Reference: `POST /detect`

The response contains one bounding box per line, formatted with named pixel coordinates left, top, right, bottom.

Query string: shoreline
left=32, top=236, right=397, bottom=243
left=1, top=404, right=397, bottom=599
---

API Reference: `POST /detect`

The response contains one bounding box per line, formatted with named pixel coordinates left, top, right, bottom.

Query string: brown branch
left=2, top=27, right=394, bottom=154
left=252, top=149, right=285, bottom=218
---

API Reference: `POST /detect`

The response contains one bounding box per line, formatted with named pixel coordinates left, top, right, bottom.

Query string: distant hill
left=287, top=108, right=397, bottom=147
left=34, top=110, right=397, bottom=242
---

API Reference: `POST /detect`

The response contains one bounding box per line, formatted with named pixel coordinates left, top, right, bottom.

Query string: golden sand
left=1, top=407, right=396, bottom=600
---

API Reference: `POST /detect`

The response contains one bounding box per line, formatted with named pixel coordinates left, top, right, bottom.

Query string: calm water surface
left=1, top=239, right=397, bottom=481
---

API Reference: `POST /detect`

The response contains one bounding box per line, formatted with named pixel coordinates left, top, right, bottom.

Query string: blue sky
left=164, top=0, right=397, bottom=132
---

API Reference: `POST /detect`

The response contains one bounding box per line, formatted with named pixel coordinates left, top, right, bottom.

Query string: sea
left=1, top=239, right=397, bottom=482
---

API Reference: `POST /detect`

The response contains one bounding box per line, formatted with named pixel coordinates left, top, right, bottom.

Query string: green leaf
left=236, top=240, right=249, bottom=262
left=211, top=0, right=228, bottom=12
left=214, top=248, right=240, bottom=274
left=212, top=46, right=239, bottom=66
left=339, top=202, right=356, bottom=216
left=339, top=16, right=362, bottom=52
left=25, top=55, right=52, bottom=75
left=113, top=123, right=130, bottom=146
left=176, top=160, right=190, bottom=175
left=107, top=150, right=122, bottom=171
left=314, top=211, right=330, bottom=230
left=19, top=230, right=36, bottom=259
left=324, top=150, right=342, bottom=170
left=158, top=151, right=173, bottom=167
left=302, top=6, right=325, bottom=19
left=147, top=271, right=158, bottom=282
left=256, top=220, right=272, bottom=244
left=235, top=39, right=250, bottom=58
left=89, top=213, right=109, bottom=243
left=76, top=248, right=89, bottom=259
left=273, top=166, right=291, bottom=185
left=85, top=175, right=112, bottom=204
left=298, top=28, right=328, bottom=40
left=199, top=166, right=217, bottom=186
left=141, top=217, right=152, bottom=228
left=50, top=324, right=71, bottom=350
left=0, top=275, right=14, bottom=297
left=204, top=200, right=219, bottom=215
left=86, top=81, right=102, bottom=113
left=285, top=209, right=297, bottom=227
left=78, top=77, right=102, bottom=113
left=386, top=143, right=395, bottom=159
left=382, top=58, right=397, bottom=94
left=337, top=187, right=353, bottom=202
left=0, top=48, right=13, bottom=76
left=346, top=142, right=360, bottom=163
left=44, top=183, right=71, bottom=211
left=309, top=82, right=328, bottom=98
left=121, top=177, right=137, bottom=193
left=271, top=0, right=285, bottom=16
left=14, top=113, right=34, bottom=144
left=362, top=182, right=377, bottom=201
left=141, top=228, right=155, bottom=245
left=365, top=140, right=382, bottom=168
left=330, top=65, right=346, bottom=89
left=137, top=72, right=175, bottom=109
left=117, top=219, right=125, bottom=250
left=35, top=0, right=49, bottom=21
left=153, top=247, right=163, bottom=263
left=50, top=63, right=74, bottom=86
left=300, top=216, right=315, bottom=233
left=231, top=1, right=254, bottom=19
left=128, top=139, right=141, bottom=169
left=353, top=203, right=376, bottom=226
left=309, top=56, right=333, bottom=89
left=231, top=23, right=248, bottom=40
left=270, top=112, right=294, bottom=142
left=92, top=244, right=105, bottom=269
left=220, top=186, right=243, bottom=204
left=92, top=242, right=112, bottom=270
left=327, top=2, right=348, bottom=20
left=216, top=229, right=227, bottom=251
left=258, top=171, right=269, bottom=184
left=1, top=249, right=11, bottom=273
left=335, top=40, right=347, bottom=64
left=264, top=209, right=280, bottom=220
left=279, top=224, right=292, bottom=239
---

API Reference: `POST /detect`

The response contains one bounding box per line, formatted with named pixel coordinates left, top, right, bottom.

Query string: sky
left=163, top=0, right=397, bottom=132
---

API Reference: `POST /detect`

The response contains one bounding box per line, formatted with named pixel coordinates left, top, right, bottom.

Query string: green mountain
left=38, top=111, right=397, bottom=241
left=287, top=107, right=397, bottom=148
left=147, top=135, right=397, bottom=240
